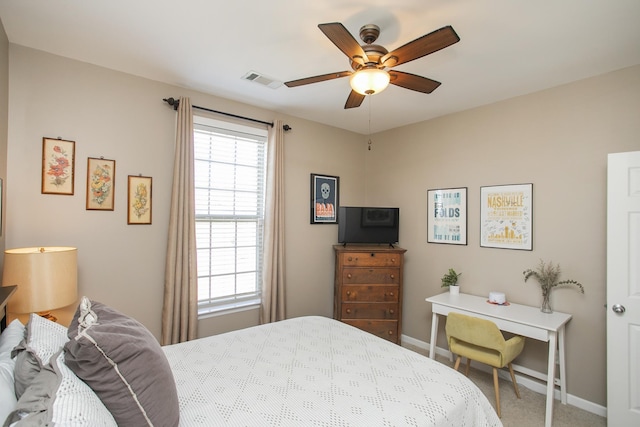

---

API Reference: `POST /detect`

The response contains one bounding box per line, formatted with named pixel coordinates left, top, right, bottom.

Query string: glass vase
left=541, top=290, right=552, bottom=313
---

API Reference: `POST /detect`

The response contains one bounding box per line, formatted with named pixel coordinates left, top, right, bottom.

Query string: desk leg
left=558, top=326, right=567, bottom=405
left=429, top=313, right=439, bottom=359
left=545, top=331, right=557, bottom=427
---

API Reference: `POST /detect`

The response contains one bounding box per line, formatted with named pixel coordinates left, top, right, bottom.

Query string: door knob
left=612, top=304, right=626, bottom=314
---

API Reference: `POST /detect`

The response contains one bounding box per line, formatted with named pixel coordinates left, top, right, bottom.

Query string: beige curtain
left=260, top=119, right=286, bottom=324
left=161, top=97, right=198, bottom=345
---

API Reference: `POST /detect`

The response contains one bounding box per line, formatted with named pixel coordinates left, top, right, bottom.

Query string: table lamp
left=2, top=246, right=78, bottom=322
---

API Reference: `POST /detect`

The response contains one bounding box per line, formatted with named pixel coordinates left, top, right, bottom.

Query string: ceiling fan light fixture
left=349, top=68, right=390, bottom=95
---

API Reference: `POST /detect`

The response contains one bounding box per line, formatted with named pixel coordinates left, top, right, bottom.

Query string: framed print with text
left=480, top=183, right=533, bottom=250
left=427, top=187, right=467, bottom=245
left=310, top=173, right=339, bottom=224
left=127, top=175, right=152, bottom=224
left=42, top=137, right=75, bottom=195
left=86, top=157, right=115, bottom=210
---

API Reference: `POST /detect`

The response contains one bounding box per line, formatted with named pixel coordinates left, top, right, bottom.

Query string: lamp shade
left=2, top=247, right=78, bottom=314
left=349, top=68, right=390, bottom=95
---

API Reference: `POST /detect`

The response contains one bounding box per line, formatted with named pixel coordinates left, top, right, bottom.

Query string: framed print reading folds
left=427, top=187, right=467, bottom=245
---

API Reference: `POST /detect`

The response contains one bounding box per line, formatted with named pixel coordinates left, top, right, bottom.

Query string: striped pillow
left=5, top=350, right=117, bottom=426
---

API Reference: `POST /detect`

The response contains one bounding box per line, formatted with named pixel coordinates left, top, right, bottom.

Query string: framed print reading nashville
left=480, top=183, right=533, bottom=250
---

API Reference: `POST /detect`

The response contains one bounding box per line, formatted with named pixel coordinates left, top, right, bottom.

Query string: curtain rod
left=163, top=97, right=291, bottom=131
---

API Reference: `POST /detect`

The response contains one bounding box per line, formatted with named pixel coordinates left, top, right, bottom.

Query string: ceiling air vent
left=241, top=71, right=282, bottom=89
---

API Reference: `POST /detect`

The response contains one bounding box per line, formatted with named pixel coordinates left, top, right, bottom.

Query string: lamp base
left=37, top=311, right=58, bottom=322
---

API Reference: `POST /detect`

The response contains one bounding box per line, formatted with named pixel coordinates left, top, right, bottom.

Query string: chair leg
left=454, top=356, right=462, bottom=371
left=508, top=363, right=521, bottom=399
left=465, top=358, right=471, bottom=376
left=493, top=367, right=501, bottom=418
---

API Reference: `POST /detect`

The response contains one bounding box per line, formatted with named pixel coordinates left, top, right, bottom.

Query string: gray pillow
left=64, top=297, right=179, bottom=427
left=4, top=350, right=117, bottom=427
left=11, top=314, right=68, bottom=399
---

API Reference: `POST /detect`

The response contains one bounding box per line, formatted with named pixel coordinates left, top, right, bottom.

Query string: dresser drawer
left=342, top=268, right=399, bottom=284
left=342, top=285, right=399, bottom=302
left=341, top=302, right=399, bottom=319
left=341, top=252, right=401, bottom=267
left=343, top=319, right=398, bottom=342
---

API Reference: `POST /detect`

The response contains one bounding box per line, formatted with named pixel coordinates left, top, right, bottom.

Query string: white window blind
left=193, top=116, right=267, bottom=315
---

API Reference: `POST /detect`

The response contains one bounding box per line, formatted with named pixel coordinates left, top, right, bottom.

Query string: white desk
left=425, top=292, right=571, bottom=427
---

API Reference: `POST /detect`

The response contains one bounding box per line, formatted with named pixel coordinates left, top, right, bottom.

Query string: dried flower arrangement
left=523, top=259, right=584, bottom=313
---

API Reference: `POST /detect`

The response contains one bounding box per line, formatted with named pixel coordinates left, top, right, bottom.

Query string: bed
left=0, top=297, right=502, bottom=426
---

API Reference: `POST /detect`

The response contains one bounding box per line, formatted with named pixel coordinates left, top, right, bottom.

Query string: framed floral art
left=127, top=175, right=152, bottom=224
left=86, top=157, right=115, bottom=210
left=42, top=137, right=75, bottom=195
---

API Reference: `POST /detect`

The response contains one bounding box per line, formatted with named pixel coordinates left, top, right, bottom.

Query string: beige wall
left=4, top=44, right=365, bottom=336
left=0, top=22, right=8, bottom=260
left=365, top=64, right=640, bottom=406
left=4, top=40, right=638, bottom=409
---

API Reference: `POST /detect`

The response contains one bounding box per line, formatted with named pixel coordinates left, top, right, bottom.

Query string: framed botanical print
left=310, top=173, right=339, bottom=224
left=41, top=137, right=75, bottom=195
left=127, top=175, right=152, bottom=224
left=86, top=157, right=116, bottom=210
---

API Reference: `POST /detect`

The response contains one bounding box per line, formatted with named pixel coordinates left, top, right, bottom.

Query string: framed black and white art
left=310, top=173, right=339, bottom=224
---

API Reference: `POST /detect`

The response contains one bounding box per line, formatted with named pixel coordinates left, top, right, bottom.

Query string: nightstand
left=0, top=285, right=17, bottom=331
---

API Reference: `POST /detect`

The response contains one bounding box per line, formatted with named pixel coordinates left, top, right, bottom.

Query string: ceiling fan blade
left=381, top=25, right=460, bottom=68
left=285, top=71, right=352, bottom=88
left=389, top=70, right=441, bottom=93
left=344, top=90, right=365, bottom=109
left=318, top=23, right=369, bottom=66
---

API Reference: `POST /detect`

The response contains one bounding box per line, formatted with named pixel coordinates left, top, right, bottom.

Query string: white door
left=607, top=151, right=640, bottom=425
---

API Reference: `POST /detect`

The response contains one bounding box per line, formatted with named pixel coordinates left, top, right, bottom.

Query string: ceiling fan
left=285, top=22, right=460, bottom=109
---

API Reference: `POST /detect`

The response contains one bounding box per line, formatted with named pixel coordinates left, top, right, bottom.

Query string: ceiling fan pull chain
left=368, top=96, right=373, bottom=151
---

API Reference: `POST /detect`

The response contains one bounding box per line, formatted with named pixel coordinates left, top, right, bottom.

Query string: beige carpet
left=404, top=344, right=606, bottom=427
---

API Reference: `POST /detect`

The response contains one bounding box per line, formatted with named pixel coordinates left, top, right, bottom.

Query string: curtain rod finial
left=283, top=124, right=292, bottom=132
left=163, top=97, right=180, bottom=110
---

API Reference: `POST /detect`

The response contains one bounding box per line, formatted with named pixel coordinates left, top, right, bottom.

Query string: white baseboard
left=401, top=334, right=607, bottom=419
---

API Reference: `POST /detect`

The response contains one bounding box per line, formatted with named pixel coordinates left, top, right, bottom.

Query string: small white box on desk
left=489, top=291, right=506, bottom=304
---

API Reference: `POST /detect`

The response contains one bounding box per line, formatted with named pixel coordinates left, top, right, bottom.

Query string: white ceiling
left=1, top=0, right=639, bottom=134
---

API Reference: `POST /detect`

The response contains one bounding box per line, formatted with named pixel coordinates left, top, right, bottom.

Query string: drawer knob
left=390, top=274, right=395, bottom=279
left=370, top=253, right=375, bottom=257
left=346, top=291, right=351, bottom=296
left=388, top=331, right=393, bottom=335
left=348, top=256, right=352, bottom=261
left=388, top=292, right=394, bottom=297
left=389, top=309, right=394, bottom=314
left=347, top=273, right=352, bottom=279
left=391, top=258, right=396, bottom=263
left=346, top=309, right=351, bottom=314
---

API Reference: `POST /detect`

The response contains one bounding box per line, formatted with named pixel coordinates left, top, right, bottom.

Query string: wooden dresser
left=333, top=245, right=406, bottom=344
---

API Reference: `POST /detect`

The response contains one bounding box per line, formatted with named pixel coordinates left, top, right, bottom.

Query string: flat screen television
left=338, top=206, right=399, bottom=244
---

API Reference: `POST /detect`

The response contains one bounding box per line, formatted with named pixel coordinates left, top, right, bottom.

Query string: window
left=193, top=116, right=267, bottom=316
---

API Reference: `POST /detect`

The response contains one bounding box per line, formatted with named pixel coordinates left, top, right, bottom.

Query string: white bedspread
left=163, top=316, right=502, bottom=426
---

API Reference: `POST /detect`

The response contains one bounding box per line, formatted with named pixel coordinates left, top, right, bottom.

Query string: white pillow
left=0, top=320, right=25, bottom=424
left=11, top=314, right=68, bottom=398
left=5, top=350, right=117, bottom=426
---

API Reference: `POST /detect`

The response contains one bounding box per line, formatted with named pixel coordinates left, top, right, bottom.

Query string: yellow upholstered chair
left=445, top=312, right=525, bottom=418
